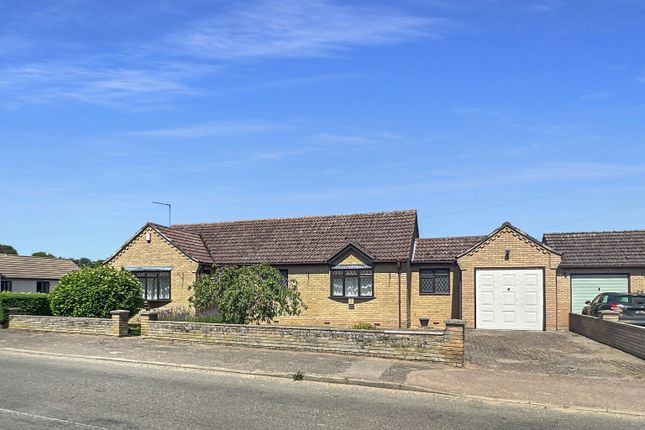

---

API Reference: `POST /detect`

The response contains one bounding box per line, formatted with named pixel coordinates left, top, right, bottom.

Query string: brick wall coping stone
left=146, top=320, right=446, bottom=336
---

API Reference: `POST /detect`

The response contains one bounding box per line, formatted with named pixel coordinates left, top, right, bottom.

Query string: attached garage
left=570, top=274, right=629, bottom=314
left=458, top=222, right=562, bottom=330
left=476, top=269, right=544, bottom=330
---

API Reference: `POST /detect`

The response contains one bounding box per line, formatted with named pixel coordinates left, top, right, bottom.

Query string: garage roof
left=543, top=230, right=645, bottom=267
left=413, top=236, right=486, bottom=263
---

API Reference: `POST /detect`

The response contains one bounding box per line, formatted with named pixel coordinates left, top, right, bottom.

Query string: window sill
left=329, top=296, right=375, bottom=301
left=145, top=299, right=171, bottom=303
left=419, top=293, right=451, bottom=296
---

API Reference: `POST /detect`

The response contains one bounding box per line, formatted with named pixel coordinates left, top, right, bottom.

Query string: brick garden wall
left=8, top=310, right=129, bottom=337
left=569, top=313, right=645, bottom=360
left=140, top=312, right=465, bottom=366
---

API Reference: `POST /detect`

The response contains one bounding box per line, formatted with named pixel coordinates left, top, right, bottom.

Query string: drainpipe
left=555, top=270, right=559, bottom=330
left=397, top=261, right=402, bottom=329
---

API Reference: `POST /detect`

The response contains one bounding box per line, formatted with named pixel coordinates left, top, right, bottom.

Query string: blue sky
left=1, top=0, right=645, bottom=260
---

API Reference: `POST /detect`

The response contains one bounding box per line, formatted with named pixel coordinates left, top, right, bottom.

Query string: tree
left=32, top=251, right=56, bottom=258
left=50, top=265, right=143, bottom=318
left=72, top=257, right=104, bottom=268
left=0, top=244, right=18, bottom=255
left=190, top=263, right=306, bottom=325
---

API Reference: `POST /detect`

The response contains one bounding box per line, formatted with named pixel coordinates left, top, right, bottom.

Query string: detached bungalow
left=106, top=210, right=418, bottom=329
left=106, top=210, right=645, bottom=331
left=0, top=254, right=79, bottom=293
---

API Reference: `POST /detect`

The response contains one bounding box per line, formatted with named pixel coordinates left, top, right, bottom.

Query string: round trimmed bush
left=50, top=266, right=143, bottom=318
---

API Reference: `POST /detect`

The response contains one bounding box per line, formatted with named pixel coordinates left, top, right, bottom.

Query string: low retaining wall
left=140, top=312, right=465, bottom=366
left=569, top=313, right=645, bottom=360
left=7, top=309, right=130, bottom=337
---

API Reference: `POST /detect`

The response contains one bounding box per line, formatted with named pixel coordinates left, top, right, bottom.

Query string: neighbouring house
left=0, top=254, right=79, bottom=293
left=543, top=230, right=645, bottom=318
left=106, top=210, right=645, bottom=331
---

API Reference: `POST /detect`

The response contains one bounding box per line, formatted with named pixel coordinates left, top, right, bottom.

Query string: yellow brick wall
left=555, top=268, right=645, bottom=329
left=409, top=265, right=460, bottom=328
left=274, top=264, right=405, bottom=328
left=457, top=227, right=562, bottom=330
left=337, top=253, right=365, bottom=265
left=108, top=227, right=199, bottom=311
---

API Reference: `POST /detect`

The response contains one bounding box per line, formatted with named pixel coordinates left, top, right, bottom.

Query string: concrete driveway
left=465, top=329, right=645, bottom=379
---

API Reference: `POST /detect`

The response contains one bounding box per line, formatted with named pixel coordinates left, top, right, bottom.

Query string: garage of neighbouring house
left=543, top=230, right=645, bottom=323
left=569, top=274, right=629, bottom=314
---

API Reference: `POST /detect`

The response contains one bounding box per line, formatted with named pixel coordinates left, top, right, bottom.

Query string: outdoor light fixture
left=505, top=249, right=511, bottom=260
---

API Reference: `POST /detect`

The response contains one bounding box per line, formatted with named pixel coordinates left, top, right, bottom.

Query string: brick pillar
left=444, top=319, right=466, bottom=367
left=599, top=310, right=620, bottom=322
left=110, top=310, right=130, bottom=337
left=140, top=310, right=158, bottom=337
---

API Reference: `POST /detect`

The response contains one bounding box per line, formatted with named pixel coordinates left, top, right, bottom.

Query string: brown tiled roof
left=413, top=236, right=486, bottom=263
left=0, top=254, right=79, bottom=279
left=151, top=223, right=212, bottom=263
left=543, top=230, right=645, bottom=267
left=171, top=210, right=418, bottom=265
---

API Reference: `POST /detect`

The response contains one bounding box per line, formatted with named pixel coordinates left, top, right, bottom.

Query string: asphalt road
left=0, top=351, right=642, bottom=430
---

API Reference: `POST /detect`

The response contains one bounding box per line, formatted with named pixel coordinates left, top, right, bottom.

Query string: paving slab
left=465, top=329, right=645, bottom=379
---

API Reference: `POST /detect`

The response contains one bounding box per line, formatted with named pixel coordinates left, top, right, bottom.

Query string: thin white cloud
left=168, top=0, right=450, bottom=59
left=0, top=62, right=208, bottom=109
left=126, top=121, right=285, bottom=138
left=0, top=1, right=452, bottom=110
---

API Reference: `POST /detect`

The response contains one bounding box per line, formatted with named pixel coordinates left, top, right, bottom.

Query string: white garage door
left=570, top=275, right=629, bottom=314
left=476, top=269, right=544, bottom=330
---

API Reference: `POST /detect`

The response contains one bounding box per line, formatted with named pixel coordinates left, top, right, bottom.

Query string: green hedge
left=0, top=292, right=51, bottom=323
left=50, top=265, right=143, bottom=318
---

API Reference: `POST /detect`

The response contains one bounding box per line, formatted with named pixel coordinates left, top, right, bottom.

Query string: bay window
left=133, top=271, right=171, bottom=301
left=331, top=269, right=373, bottom=298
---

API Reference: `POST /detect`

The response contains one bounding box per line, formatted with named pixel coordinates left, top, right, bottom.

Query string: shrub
left=0, top=292, right=51, bottom=324
left=157, top=308, right=223, bottom=324
left=351, top=322, right=376, bottom=330
left=50, top=266, right=143, bottom=318
left=190, top=263, right=306, bottom=325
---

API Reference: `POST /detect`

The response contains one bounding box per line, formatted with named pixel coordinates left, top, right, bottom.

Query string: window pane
left=332, top=275, right=344, bottom=296
left=360, top=275, right=373, bottom=296
left=435, top=272, right=450, bottom=294
left=345, top=274, right=359, bottom=297
left=158, top=274, right=170, bottom=299
left=146, top=278, right=158, bottom=300
left=420, top=272, right=434, bottom=294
